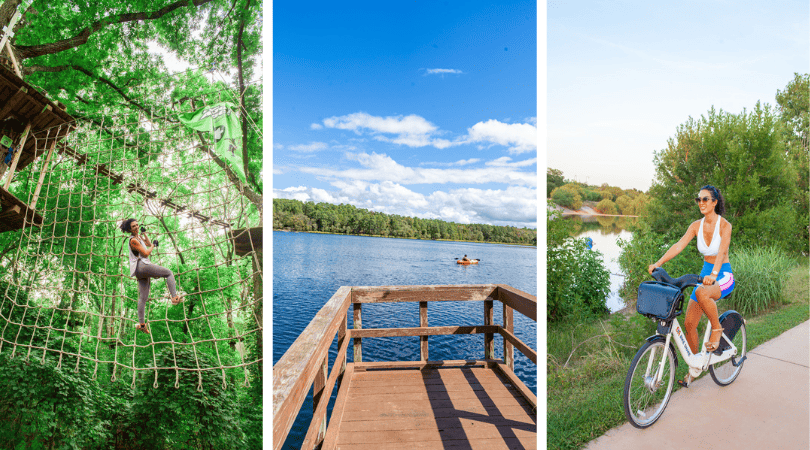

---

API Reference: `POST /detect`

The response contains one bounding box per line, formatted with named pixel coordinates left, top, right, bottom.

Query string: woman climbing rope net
left=120, top=218, right=184, bottom=334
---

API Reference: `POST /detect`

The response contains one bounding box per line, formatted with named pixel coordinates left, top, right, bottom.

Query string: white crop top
left=697, top=216, right=722, bottom=256
left=127, top=235, right=152, bottom=276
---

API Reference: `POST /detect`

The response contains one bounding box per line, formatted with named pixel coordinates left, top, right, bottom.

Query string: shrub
left=548, top=207, right=611, bottom=321
left=724, top=246, right=794, bottom=315
left=551, top=185, right=583, bottom=210
left=0, top=353, right=111, bottom=450
left=617, top=222, right=698, bottom=301
left=596, top=199, right=618, bottom=215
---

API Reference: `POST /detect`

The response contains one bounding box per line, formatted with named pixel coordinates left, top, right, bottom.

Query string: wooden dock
left=273, top=284, right=537, bottom=450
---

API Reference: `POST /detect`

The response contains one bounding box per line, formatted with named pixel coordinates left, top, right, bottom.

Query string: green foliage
left=547, top=167, right=565, bottom=197
left=547, top=206, right=611, bottom=322
left=646, top=103, right=800, bottom=253
left=131, top=347, right=246, bottom=449
left=775, top=73, right=809, bottom=255
left=272, top=198, right=537, bottom=245
left=0, top=353, right=112, bottom=449
left=617, top=221, right=698, bottom=301
left=550, top=185, right=583, bottom=210
left=723, top=246, right=794, bottom=316
left=595, top=198, right=617, bottom=215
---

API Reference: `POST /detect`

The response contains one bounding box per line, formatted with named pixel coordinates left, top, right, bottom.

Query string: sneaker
left=135, top=323, right=150, bottom=334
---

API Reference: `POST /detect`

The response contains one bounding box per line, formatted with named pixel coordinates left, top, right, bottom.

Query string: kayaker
left=461, top=255, right=470, bottom=262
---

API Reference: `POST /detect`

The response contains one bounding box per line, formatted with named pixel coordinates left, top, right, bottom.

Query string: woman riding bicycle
left=647, top=185, right=735, bottom=387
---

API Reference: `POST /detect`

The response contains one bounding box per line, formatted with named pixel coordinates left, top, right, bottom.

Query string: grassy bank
left=547, top=261, right=809, bottom=450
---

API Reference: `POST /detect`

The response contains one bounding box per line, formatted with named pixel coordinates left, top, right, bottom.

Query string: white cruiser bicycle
left=622, top=267, right=747, bottom=428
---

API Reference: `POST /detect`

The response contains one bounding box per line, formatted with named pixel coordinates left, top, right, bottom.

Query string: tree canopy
left=273, top=198, right=538, bottom=246
left=0, top=2, right=263, bottom=448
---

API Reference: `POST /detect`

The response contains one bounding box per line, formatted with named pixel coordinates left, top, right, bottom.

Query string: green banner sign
left=178, top=102, right=246, bottom=184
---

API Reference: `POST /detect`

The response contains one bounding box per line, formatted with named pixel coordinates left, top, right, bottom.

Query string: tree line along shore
left=273, top=198, right=537, bottom=246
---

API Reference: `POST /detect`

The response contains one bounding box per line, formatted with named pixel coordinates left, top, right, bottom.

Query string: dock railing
left=272, top=284, right=537, bottom=450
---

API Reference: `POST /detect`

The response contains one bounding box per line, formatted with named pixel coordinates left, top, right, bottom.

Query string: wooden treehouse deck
left=0, top=63, right=74, bottom=232
left=274, top=284, right=538, bottom=450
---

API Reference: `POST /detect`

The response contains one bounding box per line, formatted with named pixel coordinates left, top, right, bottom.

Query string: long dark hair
left=700, top=185, right=726, bottom=215
left=120, top=218, right=136, bottom=234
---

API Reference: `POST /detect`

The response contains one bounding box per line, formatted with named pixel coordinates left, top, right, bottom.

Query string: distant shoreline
left=273, top=228, right=537, bottom=248
left=562, top=211, right=639, bottom=218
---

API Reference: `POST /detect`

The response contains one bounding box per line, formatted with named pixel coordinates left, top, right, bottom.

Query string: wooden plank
left=344, top=390, right=530, bottom=412
left=336, top=422, right=536, bottom=445
left=272, top=286, right=352, bottom=450
left=350, top=325, right=499, bottom=338
left=348, top=383, right=521, bottom=399
left=493, top=363, right=537, bottom=411
left=351, top=285, right=498, bottom=304
left=311, top=355, right=328, bottom=446
left=350, top=370, right=508, bottom=386
left=301, top=333, right=351, bottom=450
left=419, top=301, right=428, bottom=361
left=503, top=305, right=514, bottom=370
left=338, top=415, right=536, bottom=433
left=0, top=86, right=27, bottom=119
left=353, top=303, right=362, bottom=363
left=496, top=285, right=536, bottom=321
left=336, top=436, right=536, bottom=450
left=497, top=327, right=536, bottom=365
left=322, top=363, right=355, bottom=450
left=345, top=388, right=521, bottom=403
left=29, top=139, right=56, bottom=210
left=340, top=404, right=535, bottom=423
left=353, top=359, right=497, bottom=371
left=338, top=311, right=347, bottom=379
left=2, top=121, right=31, bottom=189
left=484, top=300, right=494, bottom=359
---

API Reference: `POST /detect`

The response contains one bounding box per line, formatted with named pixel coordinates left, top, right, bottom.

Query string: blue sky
left=548, top=0, right=809, bottom=191
left=273, top=1, right=537, bottom=228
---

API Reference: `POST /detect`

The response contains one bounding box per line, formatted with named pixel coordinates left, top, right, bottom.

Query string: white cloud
left=274, top=143, right=283, bottom=149
left=288, top=141, right=329, bottom=152
left=310, top=123, right=323, bottom=130
left=324, top=112, right=438, bottom=135
left=273, top=182, right=536, bottom=228
left=421, top=158, right=482, bottom=167
left=485, top=156, right=537, bottom=168
left=466, top=119, right=537, bottom=155
left=320, top=112, right=453, bottom=149
left=298, top=151, right=536, bottom=187
left=425, top=68, right=464, bottom=75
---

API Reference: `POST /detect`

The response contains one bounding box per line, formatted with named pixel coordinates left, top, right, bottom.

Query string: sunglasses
left=694, top=196, right=714, bottom=204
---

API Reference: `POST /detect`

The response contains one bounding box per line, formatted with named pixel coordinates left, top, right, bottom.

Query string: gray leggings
left=134, top=261, right=178, bottom=323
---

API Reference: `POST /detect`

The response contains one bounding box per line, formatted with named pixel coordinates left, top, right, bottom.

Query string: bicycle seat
left=651, top=267, right=701, bottom=291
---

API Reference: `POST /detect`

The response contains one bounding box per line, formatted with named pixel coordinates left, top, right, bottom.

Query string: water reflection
left=564, top=215, right=636, bottom=312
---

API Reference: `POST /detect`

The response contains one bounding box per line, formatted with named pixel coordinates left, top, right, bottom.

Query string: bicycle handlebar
left=651, top=267, right=704, bottom=290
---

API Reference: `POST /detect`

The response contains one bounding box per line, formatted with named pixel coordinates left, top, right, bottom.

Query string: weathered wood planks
left=273, top=286, right=352, bottom=450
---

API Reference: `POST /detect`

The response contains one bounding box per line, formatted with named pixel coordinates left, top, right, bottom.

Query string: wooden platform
left=326, top=363, right=537, bottom=449
left=0, top=186, right=43, bottom=232
left=0, top=64, right=74, bottom=172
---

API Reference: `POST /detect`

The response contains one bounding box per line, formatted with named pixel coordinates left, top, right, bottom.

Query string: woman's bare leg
left=683, top=300, right=704, bottom=354
left=695, top=284, right=723, bottom=349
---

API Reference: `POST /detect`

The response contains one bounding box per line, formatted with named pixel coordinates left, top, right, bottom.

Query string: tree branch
left=15, top=0, right=217, bottom=60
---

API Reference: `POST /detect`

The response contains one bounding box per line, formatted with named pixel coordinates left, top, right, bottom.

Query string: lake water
left=273, top=231, right=537, bottom=449
left=564, top=216, right=636, bottom=312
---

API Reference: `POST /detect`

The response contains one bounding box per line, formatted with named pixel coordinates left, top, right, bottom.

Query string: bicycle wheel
left=623, top=340, right=676, bottom=428
left=709, top=321, right=746, bottom=385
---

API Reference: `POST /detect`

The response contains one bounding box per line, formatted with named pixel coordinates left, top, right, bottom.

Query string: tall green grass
left=725, top=246, right=794, bottom=315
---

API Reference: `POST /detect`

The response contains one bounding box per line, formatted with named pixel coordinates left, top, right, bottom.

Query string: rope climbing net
left=0, top=73, right=262, bottom=390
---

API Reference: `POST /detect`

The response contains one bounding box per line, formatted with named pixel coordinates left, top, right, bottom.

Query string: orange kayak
left=456, top=259, right=479, bottom=265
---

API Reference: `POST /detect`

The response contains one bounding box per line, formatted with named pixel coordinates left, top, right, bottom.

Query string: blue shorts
left=691, top=261, right=734, bottom=302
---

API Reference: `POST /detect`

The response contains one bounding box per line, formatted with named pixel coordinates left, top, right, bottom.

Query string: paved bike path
left=584, top=320, right=810, bottom=450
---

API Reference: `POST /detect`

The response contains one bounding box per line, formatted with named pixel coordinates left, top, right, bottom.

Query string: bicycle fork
left=645, top=334, right=672, bottom=392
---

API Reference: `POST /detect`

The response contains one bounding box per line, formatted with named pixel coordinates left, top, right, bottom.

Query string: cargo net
left=0, top=75, right=262, bottom=390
